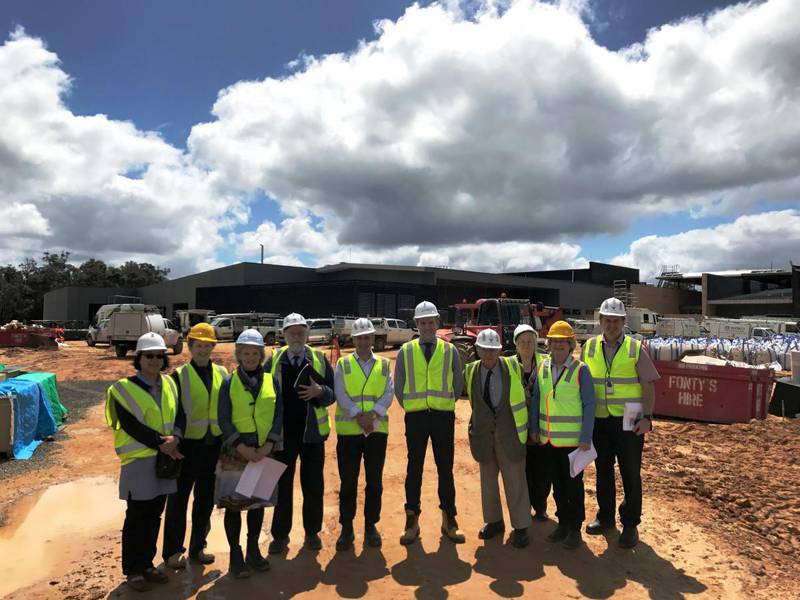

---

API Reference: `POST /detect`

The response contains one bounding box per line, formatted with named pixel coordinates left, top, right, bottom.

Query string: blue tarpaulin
left=0, top=379, right=57, bottom=459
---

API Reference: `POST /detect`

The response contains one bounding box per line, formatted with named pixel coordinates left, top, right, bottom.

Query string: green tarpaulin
left=16, top=372, right=67, bottom=427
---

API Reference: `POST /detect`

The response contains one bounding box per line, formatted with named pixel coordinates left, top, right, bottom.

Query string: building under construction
left=43, top=261, right=636, bottom=323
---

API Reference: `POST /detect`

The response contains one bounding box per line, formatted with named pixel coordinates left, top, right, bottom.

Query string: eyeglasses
left=142, top=353, right=165, bottom=360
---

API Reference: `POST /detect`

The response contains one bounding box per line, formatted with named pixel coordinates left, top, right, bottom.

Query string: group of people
left=105, top=297, right=658, bottom=592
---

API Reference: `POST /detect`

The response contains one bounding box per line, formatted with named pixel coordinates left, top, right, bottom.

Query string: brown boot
left=399, top=509, right=420, bottom=545
left=441, top=510, right=465, bottom=544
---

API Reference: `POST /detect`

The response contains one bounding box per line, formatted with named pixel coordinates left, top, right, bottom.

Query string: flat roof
left=708, top=288, right=793, bottom=305
left=658, top=268, right=791, bottom=284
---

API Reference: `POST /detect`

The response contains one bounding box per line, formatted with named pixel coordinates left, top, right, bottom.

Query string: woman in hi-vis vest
left=513, top=324, right=552, bottom=522
left=104, top=332, right=185, bottom=593
left=216, top=329, right=283, bottom=578
left=529, top=321, right=596, bottom=550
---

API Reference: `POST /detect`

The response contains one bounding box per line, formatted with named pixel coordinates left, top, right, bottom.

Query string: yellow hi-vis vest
left=537, top=357, right=584, bottom=447
left=583, top=335, right=643, bottom=418
left=229, top=370, right=277, bottom=447
left=464, top=356, right=529, bottom=444
left=176, top=362, right=229, bottom=439
left=517, top=352, right=545, bottom=370
left=105, top=376, right=178, bottom=466
left=271, top=345, right=331, bottom=436
left=335, top=353, right=390, bottom=435
left=400, top=338, right=455, bottom=412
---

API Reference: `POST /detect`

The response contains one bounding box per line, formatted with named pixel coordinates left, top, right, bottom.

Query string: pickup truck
left=370, top=318, right=417, bottom=351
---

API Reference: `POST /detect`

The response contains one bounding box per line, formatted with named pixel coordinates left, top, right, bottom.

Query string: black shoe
left=189, top=549, right=215, bottom=565
left=228, top=546, right=251, bottom=579
left=142, top=567, right=168, bottom=584
left=305, top=533, right=322, bottom=551
left=619, top=525, right=639, bottom=549
left=268, top=536, right=289, bottom=555
left=586, top=519, right=615, bottom=535
left=533, top=511, right=549, bottom=522
left=546, top=525, right=568, bottom=543
left=246, top=543, right=271, bottom=572
left=336, top=525, right=355, bottom=552
left=478, top=520, right=505, bottom=540
left=563, top=529, right=582, bottom=549
left=126, top=574, right=150, bottom=592
left=364, top=524, right=382, bottom=548
left=510, top=528, right=529, bottom=549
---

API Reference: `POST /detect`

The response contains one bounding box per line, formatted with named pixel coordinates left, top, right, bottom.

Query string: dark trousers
left=224, top=507, right=264, bottom=549
left=270, top=438, right=325, bottom=539
left=337, top=432, right=388, bottom=526
left=162, top=437, right=221, bottom=559
left=593, top=415, right=645, bottom=526
left=545, top=444, right=585, bottom=531
left=404, top=410, right=457, bottom=517
left=525, top=443, right=552, bottom=515
left=122, top=494, right=167, bottom=576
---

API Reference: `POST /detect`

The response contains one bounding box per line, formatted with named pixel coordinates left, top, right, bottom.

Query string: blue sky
left=1, top=0, right=740, bottom=148
left=1, top=0, right=796, bottom=279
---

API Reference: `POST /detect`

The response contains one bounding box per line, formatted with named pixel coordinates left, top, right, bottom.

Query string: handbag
left=155, top=451, right=182, bottom=479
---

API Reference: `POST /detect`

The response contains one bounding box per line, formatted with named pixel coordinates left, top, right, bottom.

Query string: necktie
left=293, top=355, right=302, bottom=369
left=423, top=343, right=433, bottom=362
left=483, top=369, right=494, bottom=412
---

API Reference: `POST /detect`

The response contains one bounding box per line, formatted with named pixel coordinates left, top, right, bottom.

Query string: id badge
left=605, top=380, right=614, bottom=395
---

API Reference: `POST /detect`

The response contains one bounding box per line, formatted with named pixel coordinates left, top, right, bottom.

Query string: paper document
left=235, top=457, right=287, bottom=500
left=623, top=402, right=644, bottom=432
left=568, top=442, right=597, bottom=478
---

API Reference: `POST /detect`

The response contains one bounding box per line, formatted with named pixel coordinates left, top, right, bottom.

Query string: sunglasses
left=142, top=353, right=165, bottom=360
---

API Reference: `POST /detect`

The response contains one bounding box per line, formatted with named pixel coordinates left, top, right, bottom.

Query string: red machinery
left=437, top=296, right=563, bottom=364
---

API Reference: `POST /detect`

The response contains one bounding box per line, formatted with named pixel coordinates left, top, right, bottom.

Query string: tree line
left=0, top=251, right=169, bottom=323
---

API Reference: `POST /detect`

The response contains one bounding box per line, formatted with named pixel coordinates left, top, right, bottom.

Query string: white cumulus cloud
left=191, top=0, right=800, bottom=261
left=0, top=28, right=244, bottom=274
left=612, top=210, right=800, bottom=280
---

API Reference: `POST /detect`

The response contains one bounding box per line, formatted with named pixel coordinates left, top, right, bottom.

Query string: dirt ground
left=0, top=343, right=798, bottom=599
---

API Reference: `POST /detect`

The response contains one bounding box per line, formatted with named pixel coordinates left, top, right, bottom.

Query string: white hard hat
left=351, top=318, right=376, bottom=337
left=475, top=329, right=503, bottom=349
left=236, top=329, right=265, bottom=347
left=414, top=301, right=439, bottom=320
left=282, top=312, right=308, bottom=330
left=136, top=332, right=167, bottom=353
left=513, top=324, right=537, bottom=343
left=599, top=297, right=626, bottom=317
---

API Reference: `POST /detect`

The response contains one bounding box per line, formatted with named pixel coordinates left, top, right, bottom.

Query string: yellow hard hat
left=188, top=322, right=217, bottom=343
left=547, top=320, right=575, bottom=339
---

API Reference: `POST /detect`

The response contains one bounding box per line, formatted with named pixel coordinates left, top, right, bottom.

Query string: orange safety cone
left=329, top=336, right=341, bottom=366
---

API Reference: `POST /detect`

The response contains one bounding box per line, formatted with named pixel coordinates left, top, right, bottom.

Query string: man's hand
left=633, top=418, right=652, bottom=436
left=257, top=441, right=275, bottom=457
left=578, top=441, right=591, bottom=451
left=159, top=436, right=184, bottom=459
left=298, top=381, right=323, bottom=401
left=357, top=411, right=376, bottom=434
left=236, top=444, right=263, bottom=463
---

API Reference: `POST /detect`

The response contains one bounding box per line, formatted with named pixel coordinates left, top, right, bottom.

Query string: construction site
left=1, top=267, right=799, bottom=599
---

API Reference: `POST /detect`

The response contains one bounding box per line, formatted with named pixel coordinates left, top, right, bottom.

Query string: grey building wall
left=43, top=286, right=137, bottom=321
left=139, top=263, right=316, bottom=317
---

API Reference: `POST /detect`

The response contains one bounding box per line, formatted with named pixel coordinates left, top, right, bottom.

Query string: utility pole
left=260, top=244, right=264, bottom=264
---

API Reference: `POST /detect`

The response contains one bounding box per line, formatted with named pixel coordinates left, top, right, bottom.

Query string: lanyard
left=551, top=361, right=568, bottom=394
left=356, top=356, right=375, bottom=412
left=602, top=339, right=623, bottom=381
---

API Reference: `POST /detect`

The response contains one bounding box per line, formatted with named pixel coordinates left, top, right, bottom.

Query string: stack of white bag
left=644, top=334, right=800, bottom=370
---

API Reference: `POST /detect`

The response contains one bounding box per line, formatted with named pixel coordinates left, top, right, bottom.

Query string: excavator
left=436, top=295, right=563, bottom=365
